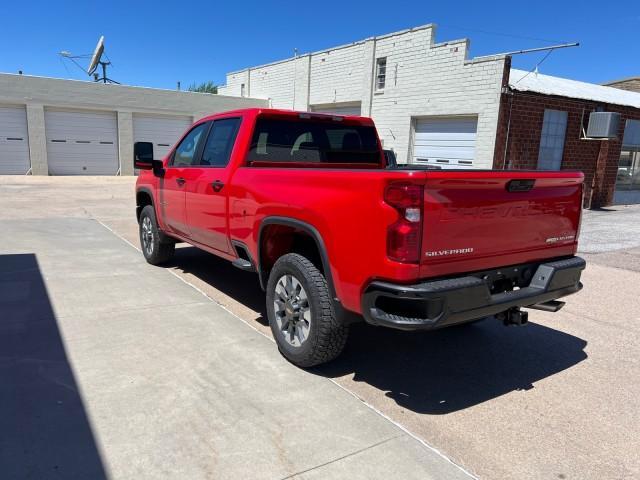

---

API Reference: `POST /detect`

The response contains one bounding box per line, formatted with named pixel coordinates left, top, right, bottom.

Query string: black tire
left=266, top=253, right=348, bottom=367
left=139, top=205, right=175, bottom=265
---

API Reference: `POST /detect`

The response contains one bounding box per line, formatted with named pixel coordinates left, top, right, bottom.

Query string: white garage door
left=310, top=103, right=362, bottom=116
left=0, top=106, right=30, bottom=174
left=45, top=109, right=118, bottom=175
left=133, top=114, right=192, bottom=160
left=412, top=116, right=477, bottom=168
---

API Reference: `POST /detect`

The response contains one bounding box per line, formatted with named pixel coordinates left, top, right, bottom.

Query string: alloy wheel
left=273, top=274, right=311, bottom=347
left=141, top=216, right=154, bottom=256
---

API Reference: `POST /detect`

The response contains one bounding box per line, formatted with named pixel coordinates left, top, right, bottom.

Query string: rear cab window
left=247, top=116, right=383, bottom=167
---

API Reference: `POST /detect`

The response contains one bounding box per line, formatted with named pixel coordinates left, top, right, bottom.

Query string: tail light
left=384, top=183, right=423, bottom=263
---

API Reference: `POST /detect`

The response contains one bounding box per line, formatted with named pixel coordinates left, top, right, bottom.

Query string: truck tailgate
left=420, top=171, right=583, bottom=278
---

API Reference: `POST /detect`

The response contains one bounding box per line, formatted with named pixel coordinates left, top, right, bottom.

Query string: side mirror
left=134, top=142, right=154, bottom=169
left=134, top=142, right=164, bottom=175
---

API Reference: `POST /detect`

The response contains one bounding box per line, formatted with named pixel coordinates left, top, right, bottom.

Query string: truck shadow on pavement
left=170, top=247, right=588, bottom=415
left=312, top=320, right=588, bottom=414
left=0, top=254, right=107, bottom=479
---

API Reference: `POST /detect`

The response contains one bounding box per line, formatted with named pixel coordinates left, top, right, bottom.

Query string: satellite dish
left=87, top=36, right=105, bottom=75
left=58, top=35, right=119, bottom=84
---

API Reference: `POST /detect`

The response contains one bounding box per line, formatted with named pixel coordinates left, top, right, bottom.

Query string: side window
left=375, top=57, right=387, bottom=91
left=171, top=123, right=208, bottom=167
left=200, top=118, right=241, bottom=167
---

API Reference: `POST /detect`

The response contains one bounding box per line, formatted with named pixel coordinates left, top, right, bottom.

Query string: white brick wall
left=309, top=42, right=366, bottom=106
left=219, top=24, right=506, bottom=168
left=219, top=71, right=250, bottom=98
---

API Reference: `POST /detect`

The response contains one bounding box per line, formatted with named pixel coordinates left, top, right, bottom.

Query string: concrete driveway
left=1, top=176, right=639, bottom=479
left=0, top=177, right=471, bottom=479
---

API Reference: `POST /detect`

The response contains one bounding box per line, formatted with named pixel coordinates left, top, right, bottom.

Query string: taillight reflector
left=384, top=183, right=423, bottom=263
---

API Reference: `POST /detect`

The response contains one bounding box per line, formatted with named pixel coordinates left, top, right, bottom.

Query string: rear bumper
left=362, top=256, right=585, bottom=331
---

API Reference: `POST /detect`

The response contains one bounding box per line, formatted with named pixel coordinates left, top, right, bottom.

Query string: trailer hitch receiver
left=497, top=307, right=529, bottom=326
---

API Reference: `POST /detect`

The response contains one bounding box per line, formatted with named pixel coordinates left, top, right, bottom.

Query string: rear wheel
left=266, top=253, right=348, bottom=367
left=139, top=205, right=175, bottom=265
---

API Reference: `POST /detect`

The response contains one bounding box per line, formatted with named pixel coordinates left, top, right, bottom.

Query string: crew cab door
left=185, top=117, right=242, bottom=253
left=158, top=122, right=208, bottom=237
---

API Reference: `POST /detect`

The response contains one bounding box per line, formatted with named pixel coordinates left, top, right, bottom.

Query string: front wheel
left=266, top=253, right=348, bottom=367
left=139, top=205, right=175, bottom=265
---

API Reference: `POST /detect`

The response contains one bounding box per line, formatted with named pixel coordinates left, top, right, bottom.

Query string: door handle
left=176, top=177, right=186, bottom=186
left=211, top=180, right=224, bottom=192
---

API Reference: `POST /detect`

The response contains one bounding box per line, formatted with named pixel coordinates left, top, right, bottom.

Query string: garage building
left=218, top=23, right=640, bottom=207
left=219, top=24, right=506, bottom=169
left=495, top=66, right=640, bottom=207
left=0, top=73, right=266, bottom=175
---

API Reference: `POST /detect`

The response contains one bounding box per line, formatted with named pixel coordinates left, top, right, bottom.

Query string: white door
left=0, top=106, right=30, bottom=174
left=133, top=114, right=192, bottom=160
left=45, top=109, right=118, bottom=175
left=412, top=116, right=477, bottom=168
left=310, top=103, right=362, bottom=116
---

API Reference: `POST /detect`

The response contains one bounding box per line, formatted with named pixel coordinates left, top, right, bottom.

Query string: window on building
left=538, top=109, right=568, bottom=170
left=616, top=120, right=640, bottom=192
left=240, top=83, right=246, bottom=97
left=623, top=119, right=640, bottom=148
left=375, top=57, right=387, bottom=91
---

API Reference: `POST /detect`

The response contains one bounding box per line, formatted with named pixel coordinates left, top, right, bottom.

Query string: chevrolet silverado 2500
left=134, top=108, right=585, bottom=367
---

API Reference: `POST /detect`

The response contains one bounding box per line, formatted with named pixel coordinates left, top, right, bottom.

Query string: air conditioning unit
left=586, top=112, right=620, bottom=139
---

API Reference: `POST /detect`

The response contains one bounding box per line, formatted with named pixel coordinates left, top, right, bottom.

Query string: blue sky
left=2, top=0, right=638, bottom=90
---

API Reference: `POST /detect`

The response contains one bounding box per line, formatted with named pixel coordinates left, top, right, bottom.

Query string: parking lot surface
left=2, top=176, right=639, bottom=479
left=0, top=178, right=471, bottom=479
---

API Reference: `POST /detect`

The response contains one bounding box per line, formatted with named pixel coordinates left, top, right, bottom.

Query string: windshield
left=247, top=118, right=381, bottom=165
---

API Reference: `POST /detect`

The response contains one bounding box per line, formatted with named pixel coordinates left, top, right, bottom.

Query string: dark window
left=200, top=118, right=241, bottom=167
left=171, top=123, right=208, bottom=167
left=247, top=118, right=380, bottom=165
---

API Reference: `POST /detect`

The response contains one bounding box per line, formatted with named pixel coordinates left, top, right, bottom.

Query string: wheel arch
left=136, top=187, right=155, bottom=222
left=257, top=217, right=337, bottom=301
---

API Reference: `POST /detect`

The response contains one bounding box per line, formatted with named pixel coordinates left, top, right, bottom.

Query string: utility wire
left=437, top=22, right=568, bottom=45
left=58, top=55, right=73, bottom=78
left=513, top=48, right=555, bottom=84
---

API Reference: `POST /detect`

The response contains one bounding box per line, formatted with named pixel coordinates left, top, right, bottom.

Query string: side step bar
left=527, top=300, right=566, bottom=312
left=232, top=258, right=255, bottom=272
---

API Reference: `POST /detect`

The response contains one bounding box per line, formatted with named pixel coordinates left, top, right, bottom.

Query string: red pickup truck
left=134, top=108, right=585, bottom=367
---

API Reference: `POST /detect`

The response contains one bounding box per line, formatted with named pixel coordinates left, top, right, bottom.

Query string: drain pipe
left=502, top=90, right=514, bottom=169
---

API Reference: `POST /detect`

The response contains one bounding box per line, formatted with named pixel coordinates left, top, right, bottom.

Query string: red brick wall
left=493, top=90, right=640, bottom=207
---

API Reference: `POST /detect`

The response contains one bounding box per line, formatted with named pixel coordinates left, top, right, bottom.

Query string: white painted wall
left=219, top=24, right=506, bottom=167
left=0, top=73, right=267, bottom=175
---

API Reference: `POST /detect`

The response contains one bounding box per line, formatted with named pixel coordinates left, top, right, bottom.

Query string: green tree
left=188, top=81, right=218, bottom=94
